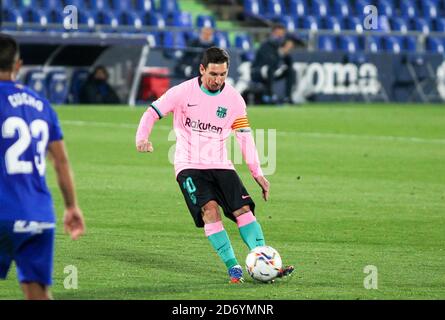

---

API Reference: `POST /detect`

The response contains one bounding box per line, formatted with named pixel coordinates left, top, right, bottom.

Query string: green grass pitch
left=1, top=103, right=444, bottom=300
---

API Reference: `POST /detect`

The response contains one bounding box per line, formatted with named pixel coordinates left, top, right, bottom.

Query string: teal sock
left=239, top=221, right=266, bottom=250
left=207, top=230, right=238, bottom=269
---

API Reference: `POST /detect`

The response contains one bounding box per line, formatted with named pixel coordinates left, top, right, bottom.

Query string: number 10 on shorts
left=183, top=177, right=197, bottom=205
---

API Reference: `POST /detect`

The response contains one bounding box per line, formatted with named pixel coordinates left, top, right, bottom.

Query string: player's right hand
left=136, top=140, right=154, bottom=153
left=254, top=176, right=270, bottom=202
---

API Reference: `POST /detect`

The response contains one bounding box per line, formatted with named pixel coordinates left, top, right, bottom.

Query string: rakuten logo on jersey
left=185, top=117, right=223, bottom=134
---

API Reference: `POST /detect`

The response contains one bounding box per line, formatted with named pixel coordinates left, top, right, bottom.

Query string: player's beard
left=210, top=82, right=222, bottom=91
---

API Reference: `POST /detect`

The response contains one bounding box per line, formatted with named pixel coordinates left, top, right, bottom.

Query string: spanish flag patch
left=231, top=116, right=250, bottom=130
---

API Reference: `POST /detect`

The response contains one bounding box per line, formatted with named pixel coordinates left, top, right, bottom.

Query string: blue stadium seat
left=377, top=15, right=391, bottom=32
left=385, top=36, right=403, bottom=54
left=332, top=0, right=350, bottom=18
left=426, top=37, right=445, bottom=54
left=95, top=11, right=119, bottom=32
left=235, top=33, right=253, bottom=50
left=172, top=11, right=193, bottom=28
left=378, top=0, right=394, bottom=17
left=422, top=0, right=438, bottom=18
left=7, top=0, right=36, bottom=9
left=439, top=0, right=445, bottom=13
left=235, top=33, right=255, bottom=62
left=47, top=9, right=64, bottom=31
left=405, top=36, right=417, bottom=52
left=69, top=69, right=90, bottom=104
left=3, top=9, right=25, bottom=28
left=171, top=12, right=194, bottom=40
left=35, top=0, right=63, bottom=10
left=400, top=0, right=418, bottom=19
left=110, top=0, right=124, bottom=10
left=279, top=15, right=298, bottom=32
left=414, top=18, right=432, bottom=34
left=162, top=31, right=186, bottom=49
left=434, top=18, right=445, bottom=32
left=2, top=0, right=16, bottom=8
left=46, top=71, right=69, bottom=105
left=339, top=35, right=360, bottom=53
left=244, top=0, right=265, bottom=18
left=288, top=0, right=307, bottom=17
left=159, top=0, right=180, bottom=19
left=149, top=12, right=167, bottom=29
left=344, top=16, right=364, bottom=33
left=119, top=11, right=143, bottom=31
left=355, top=0, right=370, bottom=17
left=23, top=8, right=49, bottom=30
left=391, top=17, right=409, bottom=34
left=264, top=0, right=285, bottom=19
left=318, top=35, right=336, bottom=52
left=367, top=36, right=383, bottom=53
left=325, top=16, right=343, bottom=32
left=78, top=11, right=96, bottom=32
left=186, top=30, right=200, bottom=43
left=163, top=31, right=186, bottom=59
left=214, top=31, right=231, bottom=49
left=87, top=0, right=111, bottom=12
left=302, top=16, right=320, bottom=31
left=109, top=0, right=128, bottom=11
left=312, top=0, right=329, bottom=17
left=1, top=9, right=11, bottom=28
left=138, top=0, right=156, bottom=11
left=196, top=15, right=216, bottom=28
left=24, top=70, right=47, bottom=98
left=48, top=9, right=64, bottom=24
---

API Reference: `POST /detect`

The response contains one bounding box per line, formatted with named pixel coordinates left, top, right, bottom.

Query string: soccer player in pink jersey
left=135, top=47, right=293, bottom=283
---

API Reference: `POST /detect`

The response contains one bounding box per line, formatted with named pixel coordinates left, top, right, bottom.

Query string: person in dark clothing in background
left=175, top=27, right=216, bottom=79
left=79, top=65, right=121, bottom=104
left=251, top=24, right=298, bottom=104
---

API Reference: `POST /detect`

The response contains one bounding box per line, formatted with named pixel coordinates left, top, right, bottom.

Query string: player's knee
left=201, top=201, right=220, bottom=223
left=233, top=205, right=251, bottom=217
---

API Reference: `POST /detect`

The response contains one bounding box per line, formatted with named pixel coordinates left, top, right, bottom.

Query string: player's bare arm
left=254, top=175, right=270, bottom=201
left=48, top=140, right=85, bottom=240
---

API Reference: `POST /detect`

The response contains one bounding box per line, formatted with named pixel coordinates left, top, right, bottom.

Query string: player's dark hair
left=201, top=47, right=230, bottom=69
left=0, top=33, right=19, bottom=72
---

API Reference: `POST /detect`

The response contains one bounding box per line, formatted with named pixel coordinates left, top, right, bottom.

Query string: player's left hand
left=63, top=206, right=86, bottom=240
left=254, top=176, right=270, bottom=201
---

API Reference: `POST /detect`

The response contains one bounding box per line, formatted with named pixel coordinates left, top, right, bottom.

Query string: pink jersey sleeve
left=232, top=96, right=264, bottom=178
left=235, top=127, right=264, bottom=178
left=150, top=84, right=182, bottom=119
left=135, top=108, right=158, bottom=143
left=135, top=84, right=183, bottom=143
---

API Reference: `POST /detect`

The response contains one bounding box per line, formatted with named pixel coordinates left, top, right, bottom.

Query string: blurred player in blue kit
left=0, top=34, right=86, bottom=300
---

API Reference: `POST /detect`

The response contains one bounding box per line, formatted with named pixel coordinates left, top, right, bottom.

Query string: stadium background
left=0, top=0, right=444, bottom=300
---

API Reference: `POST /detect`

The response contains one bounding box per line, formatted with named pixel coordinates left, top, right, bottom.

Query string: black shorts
left=177, top=169, right=256, bottom=228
